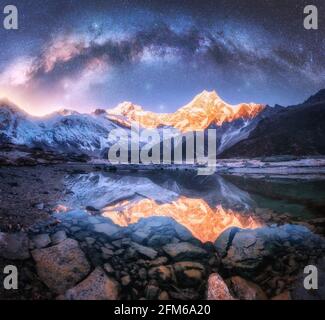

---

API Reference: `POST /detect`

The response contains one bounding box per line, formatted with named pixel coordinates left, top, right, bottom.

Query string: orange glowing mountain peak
left=108, top=101, right=144, bottom=116
left=106, top=90, right=264, bottom=132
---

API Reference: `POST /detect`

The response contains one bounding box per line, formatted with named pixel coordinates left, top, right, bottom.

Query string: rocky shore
left=1, top=163, right=325, bottom=300
left=1, top=210, right=324, bottom=300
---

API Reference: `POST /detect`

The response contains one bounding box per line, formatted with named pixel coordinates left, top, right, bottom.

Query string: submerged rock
left=31, top=233, right=51, bottom=249
left=93, top=223, right=122, bottom=238
left=206, top=273, right=235, bottom=300
left=32, top=238, right=91, bottom=293
left=131, top=216, right=196, bottom=247
left=0, top=232, right=30, bottom=260
left=51, top=230, right=67, bottom=244
left=65, top=267, right=120, bottom=300
left=131, top=242, right=158, bottom=260
left=163, top=242, right=207, bottom=261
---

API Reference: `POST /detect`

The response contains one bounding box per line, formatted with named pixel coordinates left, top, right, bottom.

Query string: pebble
left=121, top=275, right=131, bottom=286
left=51, top=230, right=67, bottom=244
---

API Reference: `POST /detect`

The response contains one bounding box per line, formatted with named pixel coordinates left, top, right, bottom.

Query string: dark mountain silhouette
left=219, top=90, right=325, bottom=158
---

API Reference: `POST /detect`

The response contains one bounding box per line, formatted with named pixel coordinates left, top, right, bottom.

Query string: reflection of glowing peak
left=102, top=197, right=262, bottom=242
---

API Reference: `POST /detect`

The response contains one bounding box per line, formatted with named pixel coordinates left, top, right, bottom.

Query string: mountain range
left=0, top=89, right=325, bottom=161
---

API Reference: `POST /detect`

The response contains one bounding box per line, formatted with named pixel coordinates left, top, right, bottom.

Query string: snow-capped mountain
left=0, top=90, right=265, bottom=158
left=106, top=90, right=264, bottom=132
left=2, top=89, right=324, bottom=160
left=0, top=99, right=120, bottom=156
left=0, top=99, right=43, bottom=145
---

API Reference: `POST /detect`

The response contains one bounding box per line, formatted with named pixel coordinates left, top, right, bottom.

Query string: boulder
left=228, top=276, right=267, bottom=300
left=121, top=275, right=131, bottom=286
left=131, top=230, right=148, bottom=244
left=101, top=247, right=114, bottom=259
left=158, top=291, right=170, bottom=300
left=85, top=237, right=96, bottom=246
left=51, top=230, right=67, bottom=244
left=93, top=223, right=122, bottom=238
left=214, top=227, right=240, bottom=258
left=0, top=232, right=30, bottom=260
left=163, top=242, right=207, bottom=261
left=32, top=238, right=91, bottom=293
left=148, top=265, right=175, bottom=283
left=206, top=273, right=235, bottom=300
left=148, top=256, right=168, bottom=267
left=131, top=242, right=158, bottom=260
left=32, top=234, right=51, bottom=249
left=147, top=234, right=176, bottom=247
left=131, top=217, right=196, bottom=247
left=103, top=263, right=114, bottom=275
left=215, top=224, right=325, bottom=277
left=65, top=267, right=120, bottom=300
left=174, top=261, right=206, bottom=287
left=138, top=267, right=147, bottom=280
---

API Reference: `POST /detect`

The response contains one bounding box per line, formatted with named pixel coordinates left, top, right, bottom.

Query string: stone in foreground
left=163, top=242, right=207, bottom=261
left=94, top=223, right=121, bottom=238
left=228, top=276, right=267, bottom=300
left=206, top=273, right=235, bottom=300
left=32, top=233, right=51, bottom=249
left=31, top=238, right=91, bottom=294
left=215, top=224, right=325, bottom=276
left=0, top=232, right=30, bottom=260
left=131, top=242, right=158, bottom=260
left=51, top=230, right=67, bottom=244
left=64, top=267, right=120, bottom=300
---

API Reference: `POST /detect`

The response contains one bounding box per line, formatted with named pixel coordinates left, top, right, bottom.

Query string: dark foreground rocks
left=206, top=273, right=235, bottom=300
left=0, top=232, right=30, bottom=260
left=0, top=213, right=219, bottom=300
left=0, top=211, right=324, bottom=300
left=64, top=267, right=120, bottom=300
left=214, top=224, right=325, bottom=297
left=31, top=238, right=91, bottom=294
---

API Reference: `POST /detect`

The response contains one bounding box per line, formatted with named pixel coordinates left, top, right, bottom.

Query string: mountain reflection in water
left=102, top=197, right=261, bottom=242
left=61, top=170, right=325, bottom=242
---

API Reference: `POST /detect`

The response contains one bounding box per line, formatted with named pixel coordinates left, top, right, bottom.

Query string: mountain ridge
left=1, top=89, right=325, bottom=159
left=106, top=90, right=264, bottom=132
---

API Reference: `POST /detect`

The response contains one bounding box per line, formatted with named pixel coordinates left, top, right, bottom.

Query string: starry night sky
left=0, top=0, right=324, bottom=115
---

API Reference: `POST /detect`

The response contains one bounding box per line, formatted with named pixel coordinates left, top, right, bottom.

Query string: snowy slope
left=0, top=90, right=266, bottom=159
left=0, top=99, right=121, bottom=156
